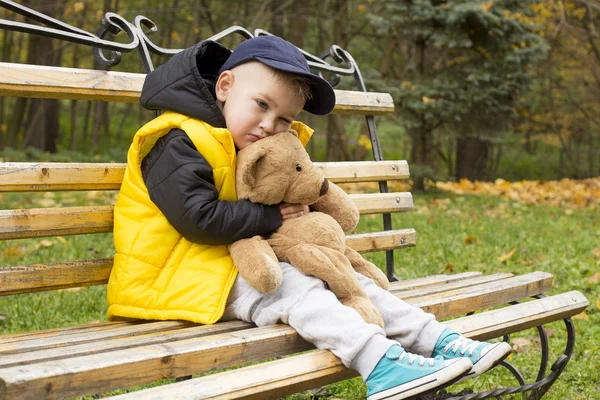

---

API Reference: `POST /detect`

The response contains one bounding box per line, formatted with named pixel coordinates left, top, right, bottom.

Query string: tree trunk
left=323, top=0, right=350, bottom=161
left=288, top=0, right=311, bottom=46
left=270, top=1, right=285, bottom=38
left=455, top=137, right=490, bottom=181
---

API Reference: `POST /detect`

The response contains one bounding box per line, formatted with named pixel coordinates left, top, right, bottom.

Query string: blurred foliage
left=0, top=0, right=598, bottom=181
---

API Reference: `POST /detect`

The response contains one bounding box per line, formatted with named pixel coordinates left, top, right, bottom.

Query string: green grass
left=0, top=191, right=598, bottom=399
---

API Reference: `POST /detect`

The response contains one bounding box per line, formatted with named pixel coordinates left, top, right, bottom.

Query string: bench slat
left=102, top=291, right=588, bottom=400
left=0, top=161, right=409, bottom=192
left=0, top=273, right=503, bottom=363
left=0, top=272, right=555, bottom=400
left=351, top=192, right=413, bottom=214
left=0, top=194, right=413, bottom=240
left=0, top=229, right=416, bottom=296
left=0, top=272, right=482, bottom=345
left=0, top=259, right=113, bottom=296
left=0, top=206, right=114, bottom=240
left=0, top=62, right=394, bottom=115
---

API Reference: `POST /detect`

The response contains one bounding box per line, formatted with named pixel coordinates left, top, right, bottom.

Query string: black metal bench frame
left=0, top=1, right=579, bottom=398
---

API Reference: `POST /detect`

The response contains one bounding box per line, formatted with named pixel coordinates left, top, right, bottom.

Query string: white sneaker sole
left=367, top=358, right=472, bottom=400
left=457, top=341, right=512, bottom=383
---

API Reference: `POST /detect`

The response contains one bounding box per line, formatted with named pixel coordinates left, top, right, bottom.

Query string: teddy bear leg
left=228, top=236, right=282, bottom=293
left=341, top=296, right=384, bottom=328
left=344, top=247, right=390, bottom=290
left=285, top=244, right=384, bottom=327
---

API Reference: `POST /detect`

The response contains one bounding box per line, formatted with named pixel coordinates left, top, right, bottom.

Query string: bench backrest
left=0, top=62, right=413, bottom=297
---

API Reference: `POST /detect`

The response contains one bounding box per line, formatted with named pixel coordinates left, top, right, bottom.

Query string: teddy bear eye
left=295, top=164, right=302, bottom=172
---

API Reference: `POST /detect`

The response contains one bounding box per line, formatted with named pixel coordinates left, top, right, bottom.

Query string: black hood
left=140, top=40, right=231, bottom=128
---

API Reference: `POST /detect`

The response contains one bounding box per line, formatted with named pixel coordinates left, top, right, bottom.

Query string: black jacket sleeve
left=141, top=129, right=282, bottom=245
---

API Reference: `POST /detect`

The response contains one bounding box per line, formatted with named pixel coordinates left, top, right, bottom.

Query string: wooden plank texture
left=0, top=259, right=113, bottom=296
left=0, top=229, right=415, bottom=296
left=0, top=272, right=500, bottom=363
left=0, top=272, right=482, bottom=346
left=0, top=206, right=113, bottom=240
left=0, top=272, right=557, bottom=400
left=0, top=194, right=412, bottom=240
left=100, top=291, right=589, bottom=400
left=0, top=63, right=394, bottom=115
left=0, top=161, right=409, bottom=192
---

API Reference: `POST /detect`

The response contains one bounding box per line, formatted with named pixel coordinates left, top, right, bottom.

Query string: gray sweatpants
left=221, top=262, right=446, bottom=380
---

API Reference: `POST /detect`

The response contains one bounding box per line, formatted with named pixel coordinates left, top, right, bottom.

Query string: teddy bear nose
left=320, top=178, right=329, bottom=196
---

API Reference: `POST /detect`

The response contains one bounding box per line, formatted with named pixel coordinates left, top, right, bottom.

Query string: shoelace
left=443, top=337, right=481, bottom=357
left=398, top=351, right=435, bottom=367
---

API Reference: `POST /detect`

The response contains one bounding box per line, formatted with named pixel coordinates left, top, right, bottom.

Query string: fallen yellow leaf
left=588, top=272, right=600, bottom=284
left=510, top=337, right=533, bottom=353
left=573, top=312, right=590, bottom=320
left=479, top=1, right=494, bottom=11
left=36, top=240, right=54, bottom=249
left=498, top=248, right=517, bottom=263
left=56, top=236, right=68, bottom=245
left=1, top=245, right=24, bottom=257
left=464, top=235, right=478, bottom=245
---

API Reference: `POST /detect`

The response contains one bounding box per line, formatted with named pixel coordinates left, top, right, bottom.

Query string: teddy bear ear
left=240, top=146, right=268, bottom=189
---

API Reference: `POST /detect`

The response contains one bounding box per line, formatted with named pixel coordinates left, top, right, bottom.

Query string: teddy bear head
left=235, top=131, right=329, bottom=205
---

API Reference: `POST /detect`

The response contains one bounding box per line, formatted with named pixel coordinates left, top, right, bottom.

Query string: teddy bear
left=228, top=130, right=390, bottom=327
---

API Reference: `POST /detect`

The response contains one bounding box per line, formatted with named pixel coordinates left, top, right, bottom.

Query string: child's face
left=216, top=62, right=306, bottom=150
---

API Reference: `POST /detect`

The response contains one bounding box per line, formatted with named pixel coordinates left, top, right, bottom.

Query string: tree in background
left=516, top=0, right=600, bottom=179
left=1, top=0, right=598, bottom=183
left=368, top=0, right=548, bottom=185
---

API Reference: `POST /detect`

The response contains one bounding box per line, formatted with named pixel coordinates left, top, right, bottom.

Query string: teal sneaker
left=432, top=328, right=512, bottom=382
left=366, top=345, right=472, bottom=400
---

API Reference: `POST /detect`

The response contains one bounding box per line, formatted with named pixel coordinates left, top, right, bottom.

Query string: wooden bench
left=0, top=29, right=589, bottom=400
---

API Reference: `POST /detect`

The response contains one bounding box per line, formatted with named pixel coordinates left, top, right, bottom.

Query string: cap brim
left=256, top=57, right=336, bottom=116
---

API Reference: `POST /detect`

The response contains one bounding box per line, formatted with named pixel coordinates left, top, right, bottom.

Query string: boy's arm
left=142, top=129, right=282, bottom=245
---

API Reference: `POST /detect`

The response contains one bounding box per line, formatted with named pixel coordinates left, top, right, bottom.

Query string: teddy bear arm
left=310, top=182, right=360, bottom=232
left=286, top=244, right=367, bottom=300
left=344, top=247, right=390, bottom=290
left=228, top=236, right=282, bottom=293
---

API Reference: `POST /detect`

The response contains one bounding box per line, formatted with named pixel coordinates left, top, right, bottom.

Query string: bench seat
left=0, top=271, right=587, bottom=400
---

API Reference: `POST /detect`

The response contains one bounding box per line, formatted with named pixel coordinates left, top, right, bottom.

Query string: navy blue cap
left=218, top=35, right=336, bottom=115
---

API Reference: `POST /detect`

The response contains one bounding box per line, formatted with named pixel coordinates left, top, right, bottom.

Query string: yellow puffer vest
left=107, top=111, right=312, bottom=324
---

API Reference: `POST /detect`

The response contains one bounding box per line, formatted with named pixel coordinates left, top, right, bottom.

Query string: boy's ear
left=239, top=146, right=268, bottom=189
left=215, top=71, right=233, bottom=102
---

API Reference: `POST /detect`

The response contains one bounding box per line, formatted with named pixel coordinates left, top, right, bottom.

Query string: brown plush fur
left=229, top=131, right=389, bottom=327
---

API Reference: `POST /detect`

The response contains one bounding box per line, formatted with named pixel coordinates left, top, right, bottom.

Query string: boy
left=108, top=35, right=511, bottom=400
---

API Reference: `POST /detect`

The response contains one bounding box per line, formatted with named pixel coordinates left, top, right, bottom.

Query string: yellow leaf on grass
left=479, top=1, right=494, bottom=11
left=510, top=337, right=532, bottom=353
left=56, top=236, right=68, bottom=245
left=588, top=272, right=600, bottom=284
left=464, top=235, right=478, bottom=244
left=1, top=245, right=24, bottom=257
left=36, top=240, right=54, bottom=249
left=498, top=248, right=516, bottom=263
left=573, top=312, right=590, bottom=320
left=596, top=299, right=600, bottom=309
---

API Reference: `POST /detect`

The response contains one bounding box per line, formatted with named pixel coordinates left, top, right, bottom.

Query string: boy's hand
left=279, top=203, right=309, bottom=220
